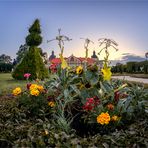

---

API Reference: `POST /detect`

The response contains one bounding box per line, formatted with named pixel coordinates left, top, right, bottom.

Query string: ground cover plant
left=0, top=36, right=148, bottom=147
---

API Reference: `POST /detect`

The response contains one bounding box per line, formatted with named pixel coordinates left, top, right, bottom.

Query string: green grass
left=0, top=73, right=26, bottom=94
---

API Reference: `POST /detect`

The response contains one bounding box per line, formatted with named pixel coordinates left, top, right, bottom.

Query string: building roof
left=50, top=57, right=95, bottom=65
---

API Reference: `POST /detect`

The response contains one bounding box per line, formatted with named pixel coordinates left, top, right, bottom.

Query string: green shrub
left=12, top=19, right=48, bottom=80
left=12, top=47, right=48, bottom=80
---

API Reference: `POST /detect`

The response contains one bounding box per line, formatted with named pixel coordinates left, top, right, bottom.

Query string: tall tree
left=12, top=19, right=49, bottom=80
left=0, top=54, right=12, bottom=63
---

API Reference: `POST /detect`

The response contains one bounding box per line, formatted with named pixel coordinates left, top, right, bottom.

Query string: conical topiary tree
left=12, top=19, right=49, bottom=80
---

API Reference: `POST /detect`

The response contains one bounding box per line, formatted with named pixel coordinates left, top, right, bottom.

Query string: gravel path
left=112, top=76, right=148, bottom=84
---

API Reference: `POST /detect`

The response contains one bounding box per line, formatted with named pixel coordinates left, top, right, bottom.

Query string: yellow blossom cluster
left=29, top=84, right=44, bottom=96
left=76, top=66, right=83, bottom=75
left=12, top=87, right=22, bottom=96
left=97, top=112, right=120, bottom=125
left=101, top=67, right=112, bottom=81
left=111, top=115, right=120, bottom=121
left=97, top=112, right=111, bottom=125
left=48, top=101, right=55, bottom=107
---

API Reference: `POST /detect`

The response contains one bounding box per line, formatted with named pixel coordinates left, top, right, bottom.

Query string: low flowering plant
left=12, top=74, right=53, bottom=116
left=12, top=87, right=22, bottom=96
left=24, top=73, right=31, bottom=79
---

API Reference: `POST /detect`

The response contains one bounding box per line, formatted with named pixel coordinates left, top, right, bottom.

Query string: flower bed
left=0, top=38, right=148, bottom=147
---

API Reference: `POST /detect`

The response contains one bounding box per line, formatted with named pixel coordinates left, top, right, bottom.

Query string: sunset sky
left=0, top=0, right=148, bottom=61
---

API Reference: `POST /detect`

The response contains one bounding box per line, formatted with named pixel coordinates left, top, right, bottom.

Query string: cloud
left=110, top=53, right=146, bottom=66
left=121, top=53, right=131, bottom=56
left=121, top=53, right=145, bottom=62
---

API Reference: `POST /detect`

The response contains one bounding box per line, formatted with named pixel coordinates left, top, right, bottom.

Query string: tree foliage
left=12, top=19, right=49, bottom=80
left=0, top=63, right=13, bottom=72
left=112, top=61, right=148, bottom=74
left=0, top=54, right=12, bottom=63
left=26, top=19, right=42, bottom=46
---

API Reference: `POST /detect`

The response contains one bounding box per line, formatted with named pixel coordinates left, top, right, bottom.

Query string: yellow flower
left=37, top=85, right=44, bottom=92
left=30, top=89, right=40, bottom=96
left=101, top=67, right=112, bottom=81
left=29, top=84, right=38, bottom=91
left=111, top=115, right=120, bottom=121
left=12, top=87, right=22, bottom=96
left=97, top=112, right=111, bottom=125
left=59, top=54, right=69, bottom=69
left=76, top=66, right=83, bottom=75
left=48, top=101, right=55, bottom=107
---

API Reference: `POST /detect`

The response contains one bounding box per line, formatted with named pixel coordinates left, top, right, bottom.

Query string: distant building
left=49, top=51, right=56, bottom=61
left=48, top=50, right=103, bottom=67
left=91, top=51, right=98, bottom=59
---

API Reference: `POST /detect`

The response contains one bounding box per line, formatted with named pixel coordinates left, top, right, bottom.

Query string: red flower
left=114, top=91, right=120, bottom=102
left=83, top=97, right=100, bottom=111
left=50, top=64, right=57, bottom=73
left=27, top=83, right=31, bottom=90
left=93, top=96, right=100, bottom=106
left=121, top=93, right=128, bottom=98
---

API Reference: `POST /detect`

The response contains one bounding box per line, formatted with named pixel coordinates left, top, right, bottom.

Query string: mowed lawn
left=0, top=73, right=26, bottom=94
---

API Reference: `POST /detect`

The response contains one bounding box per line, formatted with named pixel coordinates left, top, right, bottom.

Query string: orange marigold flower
left=48, top=101, right=55, bottom=107
left=107, top=103, right=114, bottom=110
left=97, top=112, right=111, bottom=125
left=111, top=115, right=120, bottom=121
left=37, top=85, right=44, bottom=92
left=30, top=89, right=40, bottom=96
left=12, top=87, right=22, bottom=96
left=29, top=84, right=38, bottom=91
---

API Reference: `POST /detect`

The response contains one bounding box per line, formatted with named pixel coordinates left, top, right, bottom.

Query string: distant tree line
left=111, top=61, right=148, bottom=74
left=0, top=54, right=13, bottom=72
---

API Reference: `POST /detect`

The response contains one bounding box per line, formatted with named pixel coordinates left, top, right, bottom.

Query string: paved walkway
left=112, top=76, right=148, bottom=84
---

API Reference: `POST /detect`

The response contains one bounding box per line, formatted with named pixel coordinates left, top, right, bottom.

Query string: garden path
left=112, top=76, right=148, bottom=84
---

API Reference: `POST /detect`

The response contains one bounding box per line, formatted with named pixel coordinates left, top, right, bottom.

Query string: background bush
left=0, top=63, right=13, bottom=73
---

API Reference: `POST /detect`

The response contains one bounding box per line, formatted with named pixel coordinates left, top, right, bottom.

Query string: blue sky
left=0, top=0, right=148, bottom=60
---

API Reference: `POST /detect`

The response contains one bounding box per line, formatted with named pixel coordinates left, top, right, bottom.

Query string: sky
left=0, top=0, right=148, bottom=61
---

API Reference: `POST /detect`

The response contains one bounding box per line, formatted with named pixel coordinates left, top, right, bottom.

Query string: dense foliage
left=26, top=19, right=42, bottom=46
left=112, top=60, right=148, bottom=74
left=12, top=19, right=49, bottom=80
left=0, top=54, right=12, bottom=63
left=0, top=63, right=13, bottom=72
left=0, top=71, right=148, bottom=147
